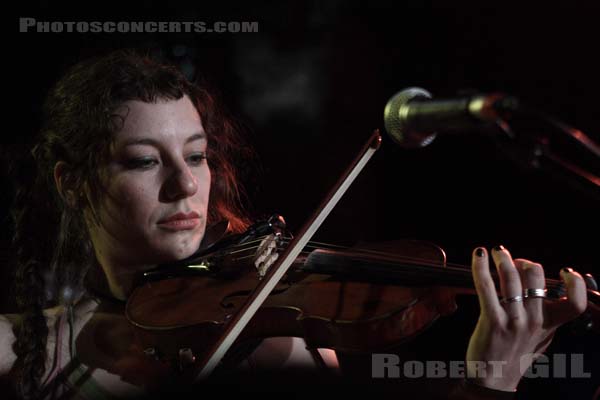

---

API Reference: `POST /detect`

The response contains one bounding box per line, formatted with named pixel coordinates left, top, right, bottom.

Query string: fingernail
left=475, top=248, right=485, bottom=257
left=493, top=245, right=505, bottom=252
left=562, top=267, right=573, bottom=274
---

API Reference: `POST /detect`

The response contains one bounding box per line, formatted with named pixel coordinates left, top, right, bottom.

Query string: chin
left=145, top=229, right=204, bottom=263
left=161, top=238, right=202, bottom=260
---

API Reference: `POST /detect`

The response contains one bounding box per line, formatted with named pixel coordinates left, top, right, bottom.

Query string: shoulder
left=0, top=313, right=18, bottom=376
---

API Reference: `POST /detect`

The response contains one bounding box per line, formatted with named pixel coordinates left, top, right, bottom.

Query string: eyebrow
left=122, top=132, right=206, bottom=147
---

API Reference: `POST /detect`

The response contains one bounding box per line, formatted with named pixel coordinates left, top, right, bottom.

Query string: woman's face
left=87, top=95, right=211, bottom=268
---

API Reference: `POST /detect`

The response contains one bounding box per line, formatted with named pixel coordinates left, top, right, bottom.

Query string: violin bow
left=193, top=130, right=382, bottom=380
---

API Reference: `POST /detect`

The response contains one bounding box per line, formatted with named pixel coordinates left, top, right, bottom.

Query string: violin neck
left=302, top=248, right=600, bottom=334
left=302, top=248, right=567, bottom=298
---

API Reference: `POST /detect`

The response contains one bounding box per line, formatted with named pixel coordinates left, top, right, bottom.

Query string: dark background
left=2, top=1, right=599, bottom=398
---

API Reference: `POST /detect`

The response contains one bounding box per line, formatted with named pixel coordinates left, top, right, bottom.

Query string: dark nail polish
left=562, top=267, right=573, bottom=274
left=493, top=245, right=505, bottom=252
left=583, top=273, right=598, bottom=291
left=475, top=248, right=485, bottom=257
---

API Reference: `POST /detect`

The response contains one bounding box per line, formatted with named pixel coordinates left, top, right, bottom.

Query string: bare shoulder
left=0, top=313, right=18, bottom=376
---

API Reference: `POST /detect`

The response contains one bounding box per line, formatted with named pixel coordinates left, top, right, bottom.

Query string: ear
left=54, top=161, right=78, bottom=207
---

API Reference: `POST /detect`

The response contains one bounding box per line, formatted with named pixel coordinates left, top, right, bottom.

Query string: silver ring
left=523, top=288, right=547, bottom=299
left=501, top=295, right=524, bottom=304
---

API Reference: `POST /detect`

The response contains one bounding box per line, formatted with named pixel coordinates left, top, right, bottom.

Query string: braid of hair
left=10, top=126, right=96, bottom=399
left=10, top=148, right=56, bottom=399
left=13, top=260, right=49, bottom=399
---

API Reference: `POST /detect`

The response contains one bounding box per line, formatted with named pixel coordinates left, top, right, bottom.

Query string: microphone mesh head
left=384, top=87, right=437, bottom=148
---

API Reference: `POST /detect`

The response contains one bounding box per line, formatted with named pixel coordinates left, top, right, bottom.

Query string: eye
left=125, top=157, right=159, bottom=170
left=187, top=152, right=208, bottom=166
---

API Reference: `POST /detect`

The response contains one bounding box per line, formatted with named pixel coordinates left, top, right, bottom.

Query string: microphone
left=383, top=87, right=519, bottom=148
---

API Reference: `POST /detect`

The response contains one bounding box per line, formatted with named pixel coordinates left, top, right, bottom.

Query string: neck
left=103, top=270, right=133, bottom=301
left=88, top=253, right=155, bottom=302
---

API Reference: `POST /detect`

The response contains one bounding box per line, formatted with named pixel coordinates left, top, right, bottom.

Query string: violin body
left=126, top=229, right=451, bottom=373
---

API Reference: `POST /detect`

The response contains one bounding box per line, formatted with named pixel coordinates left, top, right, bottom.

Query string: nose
left=164, top=163, right=198, bottom=201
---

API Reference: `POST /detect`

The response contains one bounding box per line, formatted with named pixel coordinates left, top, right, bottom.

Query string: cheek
left=204, top=168, right=212, bottom=200
left=105, top=177, right=157, bottom=223
left=196, top=166, right=211, bottom=202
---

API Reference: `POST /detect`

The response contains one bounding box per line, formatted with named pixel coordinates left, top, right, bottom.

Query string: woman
left=0, top=50, right=589, bottom=399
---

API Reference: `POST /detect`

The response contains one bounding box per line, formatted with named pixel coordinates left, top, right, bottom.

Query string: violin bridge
left=253, top=233, right=282, bottom=279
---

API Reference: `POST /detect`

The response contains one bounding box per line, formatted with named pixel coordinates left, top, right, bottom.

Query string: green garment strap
left=65, top=361, right=123, bottom=400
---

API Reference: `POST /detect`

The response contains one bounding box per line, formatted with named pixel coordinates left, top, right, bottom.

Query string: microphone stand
left=534, top=143, right=600, bottom=188
left=496, top=106, right=600, bottom=198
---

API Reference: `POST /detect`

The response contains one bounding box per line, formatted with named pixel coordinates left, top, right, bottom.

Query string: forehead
left=113, top=96, right=204, bottom=143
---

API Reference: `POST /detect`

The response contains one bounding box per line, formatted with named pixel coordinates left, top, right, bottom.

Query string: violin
left=125, top=215, right=600, bottom=379
left=125, top=130, right=600, bottom=382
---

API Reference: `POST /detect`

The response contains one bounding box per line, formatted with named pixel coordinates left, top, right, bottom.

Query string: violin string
left=213, top=235, right=567, bottom=290
left=216, top=234, right=578, bottom=289
left=280, top=239, right=567, bottom=288
left=232, top=251, right=313, bottom=262
left=208, top=235, right=347, bottom=255
left=230, top=251, right=565, bottom=293
left=231, top=255, right=563, bottom=293
left=229, top=246, right=351, bottom=266
left=262, top=239, right=564, bottom=289
left=218, top=235, right=348, bottom=257
left=277, top=238, right=467, bottom=269
left=226, top=244, right=269, bottom=256
left=224, top=236, right=274, bottom=250
left=222, top=234, right=419, bottom=260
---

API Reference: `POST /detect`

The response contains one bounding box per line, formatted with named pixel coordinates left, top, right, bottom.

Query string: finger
left=547, top=267, right=587, bottom=327
left=514, top=259, right=546, bottom=324
left=471, top=247, right=503, bottom=317
left=492, top=246, right=525, bottom=318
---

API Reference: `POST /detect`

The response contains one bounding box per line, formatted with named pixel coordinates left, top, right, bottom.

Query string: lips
left=158, top=211, right=200, bottom=223
left=157, top=211, right=201, bottom=231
